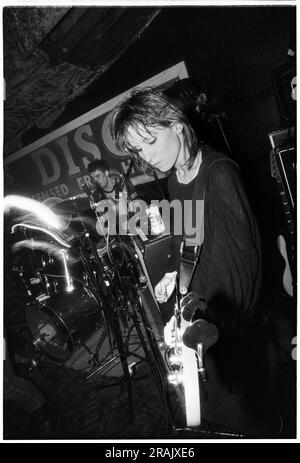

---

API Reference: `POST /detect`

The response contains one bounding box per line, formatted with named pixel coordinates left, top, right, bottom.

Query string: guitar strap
left=179, top=198, right=204, bottom=295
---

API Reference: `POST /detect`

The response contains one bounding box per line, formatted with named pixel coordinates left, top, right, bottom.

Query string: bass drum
left=26, top=287, right=101, bottom=362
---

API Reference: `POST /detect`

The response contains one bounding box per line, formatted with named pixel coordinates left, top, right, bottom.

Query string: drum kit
left=6, top=186, right=181, bottom=431
left=6, top=189, right=247, bottom=436
left=8, top=191, right=152, bottom=371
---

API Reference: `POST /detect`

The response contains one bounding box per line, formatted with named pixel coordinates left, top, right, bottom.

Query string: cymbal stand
left=88, top=322, right=107, bottom=367
left=77, top=197, right=117, bottom=355
left=79, top=230, right=136, bottom=420
left=77, top=236, right=114, bottom=357
left=86, top=196, right=170, bottom=427
left=113, top=190, right=175, bottom=429
left=113, top=235, right=176, bottom=431
left=75, top=200, right=137, bottom=421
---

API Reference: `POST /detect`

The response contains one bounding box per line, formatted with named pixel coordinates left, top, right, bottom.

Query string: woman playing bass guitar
left=110, top=83, right=282, bottom=437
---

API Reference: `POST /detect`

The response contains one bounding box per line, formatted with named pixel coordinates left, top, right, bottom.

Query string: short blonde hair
left=110, top=87, right=199, bottom=169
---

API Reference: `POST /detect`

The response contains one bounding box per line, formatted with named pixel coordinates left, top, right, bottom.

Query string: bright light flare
left=167, top=371, right=183, bottom=385
left=4, top=195, right=64, bottom=230
left=61, top=250, right=74, bottom=292
left=169, top=353, right=183, bottom=366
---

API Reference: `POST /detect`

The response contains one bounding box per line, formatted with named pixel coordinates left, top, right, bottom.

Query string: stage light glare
left=4, top=194, right=63, bottom=230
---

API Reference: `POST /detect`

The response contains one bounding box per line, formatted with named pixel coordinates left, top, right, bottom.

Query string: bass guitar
left=163, top=289, right=219, bottom=427
left=270, top=146, right=295, bottom=296
left=162, top=240, right=219, bottom=428
left=133, top=237, right=218, bottom=429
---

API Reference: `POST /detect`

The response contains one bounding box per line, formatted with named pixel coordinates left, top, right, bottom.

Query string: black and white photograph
left=2, top=1, right=297, bottom=443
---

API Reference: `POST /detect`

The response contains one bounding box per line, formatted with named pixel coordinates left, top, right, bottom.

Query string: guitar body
left=136, top=241, right=283, bottom=437
left=270, top=146, right=295, bottom=293
left=277, top=234, right=293, bottom=297
left=181, top=332, right=201, bottom=427
left=163, top=313, right=201, bottom=427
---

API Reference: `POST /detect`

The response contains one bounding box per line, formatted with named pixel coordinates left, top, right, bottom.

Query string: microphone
left=113, top=175, right=124, bottom=200
left=79, top=179, right=98, bottom=212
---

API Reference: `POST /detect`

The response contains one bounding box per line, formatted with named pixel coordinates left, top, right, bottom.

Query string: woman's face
left=126, top=123, right=184, bottom=172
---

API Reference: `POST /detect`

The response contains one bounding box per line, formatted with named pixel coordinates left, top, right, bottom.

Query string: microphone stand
left=105, top=175, right=177, bottom=430
left=75, top=183, right=137, bottom=421
left=112, top=179, right=177, bottom=432
left=80, top=175, right=175, bottom=430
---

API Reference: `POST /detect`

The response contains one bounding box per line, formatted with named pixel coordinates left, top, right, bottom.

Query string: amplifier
left=143, top=234, right=173, bottom=288
left=132, top=232, right=175, bottom=327
left=142, top=234, right=175, bottom=325
left=268, top=126, right=295, bottom=150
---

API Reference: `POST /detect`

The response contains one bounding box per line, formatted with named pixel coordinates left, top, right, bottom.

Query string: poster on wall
left=4, top=61, right=189, bottom=202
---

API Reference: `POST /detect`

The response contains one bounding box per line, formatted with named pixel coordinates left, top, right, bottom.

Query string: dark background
left=4, top=6, right=296, bottom=439
left=23, top=6, right=295, bottom=201
left=22, top=5, right=296, bottom=307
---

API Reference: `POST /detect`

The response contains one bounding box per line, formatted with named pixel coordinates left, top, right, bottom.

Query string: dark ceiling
left=3, top=6, right=160, bottom=156
left=3, top=6, right=295, bottom=162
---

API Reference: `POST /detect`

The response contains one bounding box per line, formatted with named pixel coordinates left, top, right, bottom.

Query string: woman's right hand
left=154, top=271, right=177, bottom=303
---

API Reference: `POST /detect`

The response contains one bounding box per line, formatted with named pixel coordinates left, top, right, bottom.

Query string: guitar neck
left=270, top=148, right=295, bottom=248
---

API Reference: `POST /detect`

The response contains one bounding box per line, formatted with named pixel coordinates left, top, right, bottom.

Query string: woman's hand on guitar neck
left=155, top=271, right=177, bottom=303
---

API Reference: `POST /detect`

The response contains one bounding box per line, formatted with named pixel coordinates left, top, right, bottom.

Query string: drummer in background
left=87, top=159, right=139, bottom=235
left=87, top=159, right=120, bottom=203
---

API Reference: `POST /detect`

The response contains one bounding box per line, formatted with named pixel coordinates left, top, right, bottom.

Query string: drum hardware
left=89, top=236, right=175, bottom=424
left=69, top=228, right=128, bottom=364
left=79, top=234, right=138, bottom=419
left=13, top=265, right=35, bottom=298
left=60, top=249, right=74, bottom=292
left=11, top=222, right=72, bottom=249
left=17, top=268, right=51, bottom=302
left=62, top=196, right=161, bottom=421
left=84, top=184, right=175, bottom=412
left=14, top=246, right=81, bottom=303
left=8, top=189, right=179, bottom=431
left=26, top=286, right=102, bottom=362
left=85, top=352, right=121, bottom=379
left=47, top=195, right=91, bottom=229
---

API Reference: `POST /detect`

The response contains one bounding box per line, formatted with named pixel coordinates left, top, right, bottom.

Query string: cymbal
left=52, top=195, right=91, bottom=215
left=43, top=195, right=91, bottom=232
